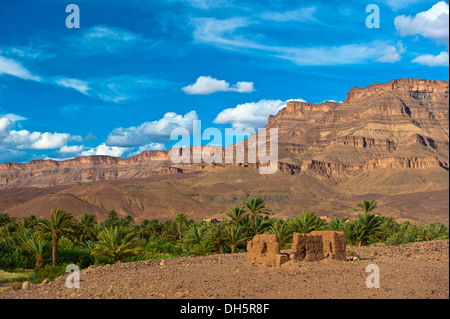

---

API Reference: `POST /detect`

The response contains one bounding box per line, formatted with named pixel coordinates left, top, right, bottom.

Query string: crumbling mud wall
left=247, top=231, right=346, bottom=266
left=291, top=233, right=325, bottom=262
left=311, top=231, right=346, bottom=261
left=246, top=234, right=289, bottom=267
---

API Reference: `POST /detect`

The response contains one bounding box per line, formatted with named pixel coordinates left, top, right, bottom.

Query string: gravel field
left=1, top=240, right=448, bottom=299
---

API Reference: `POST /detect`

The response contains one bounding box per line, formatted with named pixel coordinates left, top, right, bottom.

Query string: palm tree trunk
left=52, top=235, right=58, bottom=267
left=36, top=257, right=43, bottom=271
left=231, top=245, right=236, bottom=254
left=178, top=224, right=182, bottom=240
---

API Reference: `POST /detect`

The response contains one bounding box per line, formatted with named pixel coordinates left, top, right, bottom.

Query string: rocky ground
left=1, top=240, right=448, bottom=299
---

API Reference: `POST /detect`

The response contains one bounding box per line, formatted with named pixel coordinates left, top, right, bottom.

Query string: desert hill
left=0, top=78, right=448, bottom=224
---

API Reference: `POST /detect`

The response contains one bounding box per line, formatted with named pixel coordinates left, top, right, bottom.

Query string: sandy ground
left=1, top=240, right=448, bottom=299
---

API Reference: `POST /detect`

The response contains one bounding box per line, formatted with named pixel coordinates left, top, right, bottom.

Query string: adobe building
left=247, top=231, right=346, bottom=266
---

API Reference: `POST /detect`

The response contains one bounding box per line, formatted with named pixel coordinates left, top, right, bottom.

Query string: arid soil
left=1, top=240, right=448, bottom=299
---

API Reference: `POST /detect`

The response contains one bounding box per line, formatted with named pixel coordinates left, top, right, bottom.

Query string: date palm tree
left=77, top=213, right=98, bottom=241
left=205, top=223, right=226, bottom=254
left=22, top=236, right=51, bottom=270
left=91, top=226, right=143, bottom=263
left=225, top=225, right=248, bottom=253
left=327, top=217, right=348, bottom=231
left=249, top=216, right=272, bottom=237
left=0, top=222, right=17, bottom=239
left=183, top=224, right=206, bottom=246
left=244, top=197, right=270, bottom=230
left=268, top=220, right=292, bottom=248
left=356, top=200, right=378, bottom=213
left=0, top=212, right=14, bottom=227
left=354, top=211, right=383, bottom=246
left=287, top=210, right=326, bottom=234
left=174, top=213, right=187, bottom=240
left=226, top=206, right=247, bottom=226
left=35, top=209, right=76, bottom=267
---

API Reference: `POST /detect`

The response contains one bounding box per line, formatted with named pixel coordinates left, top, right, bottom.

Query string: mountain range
left=0, top=78, right=448, bottom=225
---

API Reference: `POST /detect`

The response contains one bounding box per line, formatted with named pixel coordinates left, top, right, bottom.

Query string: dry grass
left=0, top=269, right=33, bottom=283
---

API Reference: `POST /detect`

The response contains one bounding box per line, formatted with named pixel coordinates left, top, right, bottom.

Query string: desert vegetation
left=0, top=198, right=448, bottom=283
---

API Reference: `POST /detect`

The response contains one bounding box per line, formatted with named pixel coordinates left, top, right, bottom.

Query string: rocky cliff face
left=0, top=151, right=171, bottom=189
left=0, top=78, right=448, bottom=190
left=266, top=78, right=449, bottom=180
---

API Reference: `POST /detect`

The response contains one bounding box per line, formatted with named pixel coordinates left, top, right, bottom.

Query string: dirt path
left=1, top=240, right=448, bottom=299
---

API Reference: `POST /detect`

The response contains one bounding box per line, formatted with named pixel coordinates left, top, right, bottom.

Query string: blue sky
left=0, top=0, right=448, bottom=163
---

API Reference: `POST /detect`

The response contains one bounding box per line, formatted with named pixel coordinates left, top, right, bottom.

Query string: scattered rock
left=22, top=281, right=31, bottom=290
left=41, top=279, right=50, bottom=285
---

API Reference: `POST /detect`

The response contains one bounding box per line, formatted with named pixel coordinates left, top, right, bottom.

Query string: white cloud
left=58, top=145, right=85, bottom=154
left=412, top=51, right=449, bottom=66
left=182, top=76, right=254, bottom=95
left=0, top=55, right=41, bottom=81
left=394, top=1, right=449, bottom=45
left=376, top=41, right=405, bottom=63
left=191, top=17, right=406, bottom=65
left=69, top=25, right=153, bottom=56
left=0, top=114, right=81, bottom=150
left=259, top=7, right=317, bottom=22
left=171, top=0, right=229, bottom=9
left=383, top=0, right=434, bottom=10
left=214, top=98, right=305, bottom=129
left=0, top=114, right=27, bottom=137
left=3, top=131, right=79, bottom=150
left=81, top=143, right=132, bottom=157
left=106, top=111, right=198, bottom=147
left=53, top=74, right=170, bottom=103
left=55, top=78, right=90, bottom=95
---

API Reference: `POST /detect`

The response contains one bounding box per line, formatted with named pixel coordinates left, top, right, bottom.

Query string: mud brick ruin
left=247, top=231, right=346, bottom=266
left=246, top=234, right=289, bottom=267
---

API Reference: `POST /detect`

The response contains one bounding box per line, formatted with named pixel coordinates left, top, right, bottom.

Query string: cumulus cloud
left=214, top=98, right=305, bottom=129
left=412, top=51, right=449, bottom=66
left=394, top=1, right=449, bottom=45
left=376, top=41, right=405, bottom=63
left=0, top=55, right=41, bottom=81
left=106, top=111, right=198, bottom=147
left=58, top=145, right=85, bottom=154
left=0, top=114, right=81, bottom=150
left=81, top=143, right=132, bottom=157
left=3, top=130, right=79, bottom=150
left=182, top=76, right=254, bottom=95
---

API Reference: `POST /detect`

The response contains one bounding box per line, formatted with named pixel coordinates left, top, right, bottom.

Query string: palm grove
left=0, top=198, right=448, bottom=277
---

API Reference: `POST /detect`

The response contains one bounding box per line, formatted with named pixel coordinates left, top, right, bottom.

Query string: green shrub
left=29, top=264, right=69, bottom=284
left=385, top=233, right=403, bottom=246
left=57, top=248, right=93, bottom=269
left=0, top=250, right=34, bottom=270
